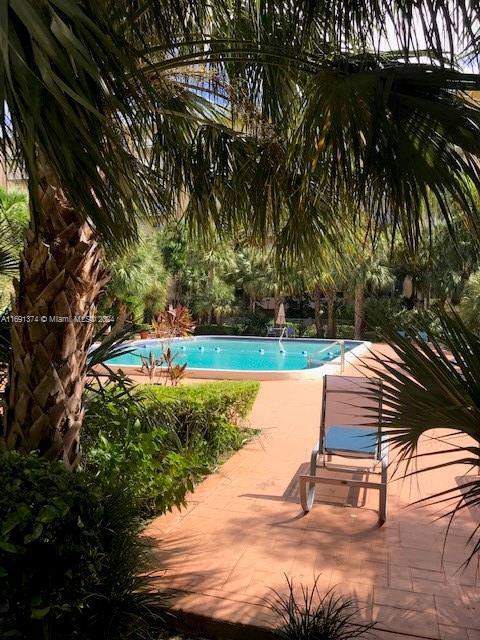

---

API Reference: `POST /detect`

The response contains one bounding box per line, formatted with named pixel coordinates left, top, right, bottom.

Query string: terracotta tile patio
left=143, top=345, right=480, bottom=639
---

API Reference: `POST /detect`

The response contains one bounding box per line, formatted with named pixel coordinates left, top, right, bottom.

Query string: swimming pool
left=103, top=336, right=369, bottom=380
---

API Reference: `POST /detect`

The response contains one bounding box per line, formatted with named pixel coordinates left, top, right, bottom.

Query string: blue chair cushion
left=325, top=426, right=378, bottom=455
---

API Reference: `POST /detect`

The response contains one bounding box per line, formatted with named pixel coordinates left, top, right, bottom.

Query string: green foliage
left=301, top=323, right=318, bottom=338
left=194, top=324, right=240, bottom=336
left=367, top=309, right=480, bottom=564
left=336, top=325, right=354, bottom=339
left=141, top=380, right=259, bottom=430
left=0, top=188, right=28, bottom=309
left=270, top=575, right=374, bottom=640
left=0, top=452, right=163, bottom=640
left=83, top=382, right=259, bottom=517
left=242, top=311, right=271, bottom=336
left=102, top=236, right=170, bottom=325
left=457, top=271, right=480, bottom=333
left=390, top=212, right=480, bottom=307
left=0, top=188, right=29, bottom=231
left=0, top=452, right=100, bottom=634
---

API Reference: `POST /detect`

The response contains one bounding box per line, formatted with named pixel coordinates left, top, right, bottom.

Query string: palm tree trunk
left=111, top=303, right=128, bottom=336
left=313, top=287, right=324, bottom=337
left=274, top=295, right=284, bottom=324
left=354, top=284, right=364, bottom=340
left=325, top=289, right=336, bottom=339
left=2, top=167, right=106, bottom=470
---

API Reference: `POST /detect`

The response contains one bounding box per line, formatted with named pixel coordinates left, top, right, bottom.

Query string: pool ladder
left=307, top=339, right=345, bottom=372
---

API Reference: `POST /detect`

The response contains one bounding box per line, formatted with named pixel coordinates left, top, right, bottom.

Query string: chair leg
left=302, top=445, right=319, bottom=512
left=378, top=459, right=388, bottom=525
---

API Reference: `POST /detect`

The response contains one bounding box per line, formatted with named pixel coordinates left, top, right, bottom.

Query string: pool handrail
left=307, top=339, right=345, bottom=372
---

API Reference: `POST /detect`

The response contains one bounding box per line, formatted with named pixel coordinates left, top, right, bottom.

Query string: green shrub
left=0, top=452, right=103, bottom=636
left=140, top=381, right=259, bottom=424
left=241, top=311, right=271, bottom=336
left=194, top=324, right=239, bottom=335
left=83, top=382, right=259, bottom=517
left=0, top=453, right=161, bottom=640
left=302, top=323, right=319, bottom=338
left=141, top=381, right=258, bottom=457
left=336, top=324, right=355, bottom=339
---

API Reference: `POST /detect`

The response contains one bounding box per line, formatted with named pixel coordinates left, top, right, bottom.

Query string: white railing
left=307, top=339, right=345, bottom=372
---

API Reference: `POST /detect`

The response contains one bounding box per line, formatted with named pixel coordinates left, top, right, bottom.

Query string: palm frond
left=366, top=309, right=480, bottom=563
left=86, top=323, right=143, bottom=394
left=295, top=64, right=480, bottom=251
left=1, top=0, right=162, bottom=250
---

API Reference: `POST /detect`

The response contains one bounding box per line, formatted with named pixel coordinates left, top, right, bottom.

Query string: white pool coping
left=97, top=335, right=371, bottom=381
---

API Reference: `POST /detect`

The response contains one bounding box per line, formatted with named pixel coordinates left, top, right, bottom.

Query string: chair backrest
left=320, top=375, right=384, bottom=458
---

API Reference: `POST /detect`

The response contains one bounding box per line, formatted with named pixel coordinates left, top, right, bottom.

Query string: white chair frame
left=299, top=375, right=388, bottom=525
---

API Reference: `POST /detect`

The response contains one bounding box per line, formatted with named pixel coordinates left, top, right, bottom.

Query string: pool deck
left=143, top=344, right=480, bottom=639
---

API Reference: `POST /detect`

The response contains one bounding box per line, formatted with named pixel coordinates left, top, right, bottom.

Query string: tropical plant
left=0, top=189, right=28, bottom=307
left=170, top=239, right=238, bottom=323
left=0, top=451, right=166, bottom=640
left=160, top=347, right=187, bottom=386
left=340, top=230, right=393, bottom=339
left=366, top=309, right=480, bottom=563
left=0, top=186, right=28, bottom=220
left=141, top=352, right=162, bottom=385
left=390, top=210, right=480, bottom=310
left=269, top=575, right=374, bottom=640
left=1, top=1, right=162, bottom=468
left=237, top=247, right=303, bottom=321
left=153, top=305, right=196, bottom=338
left=85, top=323, right=141, bottom=395
left=303, top=246, right=347, bottom=338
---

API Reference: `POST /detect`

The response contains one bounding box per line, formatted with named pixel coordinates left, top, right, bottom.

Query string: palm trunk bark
left=273, top=295, right=284, bottom=324
left=325, top=289, right=336, bottom=339
left=2, top=166, right=106, bottom=470
left=354, top=284, right=364, bottom=340
left=313, top=287, right=324, bottom=337
left=111, top=303, right=128, bottom=336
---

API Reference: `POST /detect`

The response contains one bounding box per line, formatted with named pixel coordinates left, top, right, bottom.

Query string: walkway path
left=144, top=346, right=479, bottom=639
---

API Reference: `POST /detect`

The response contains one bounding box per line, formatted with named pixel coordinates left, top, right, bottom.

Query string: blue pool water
left=105, top=337, right=360, bottom=372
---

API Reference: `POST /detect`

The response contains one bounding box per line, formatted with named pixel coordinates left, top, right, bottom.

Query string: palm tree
left=303, top=240, right=353, bottom=338
left=103, top=237, right=170, bottom=332
left=458, top=271, right=480, bottom=333
left=350, top=257, right=393, bottom=340
left=390, top=207, right=480, bottom=311
left=237, top=247, right=302, bottom=321
left=337, top=227, right=393, bottom=339
left=3, top=0, right=480, bottom=468
left=0, top=3, right=160, bottom=466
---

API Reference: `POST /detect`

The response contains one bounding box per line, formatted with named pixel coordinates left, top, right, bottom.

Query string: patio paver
left=144, top=345, right=479, bottom=638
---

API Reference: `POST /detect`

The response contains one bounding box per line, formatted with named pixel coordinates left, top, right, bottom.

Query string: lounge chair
left=299, top=375, right=388, bottom=525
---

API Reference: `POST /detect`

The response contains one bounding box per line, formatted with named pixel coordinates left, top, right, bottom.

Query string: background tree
left=304, top=245, right=348, bottom=338
left=457, top=272, right=480, bottom=333
left=102, top=236, right=170, bottom=333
